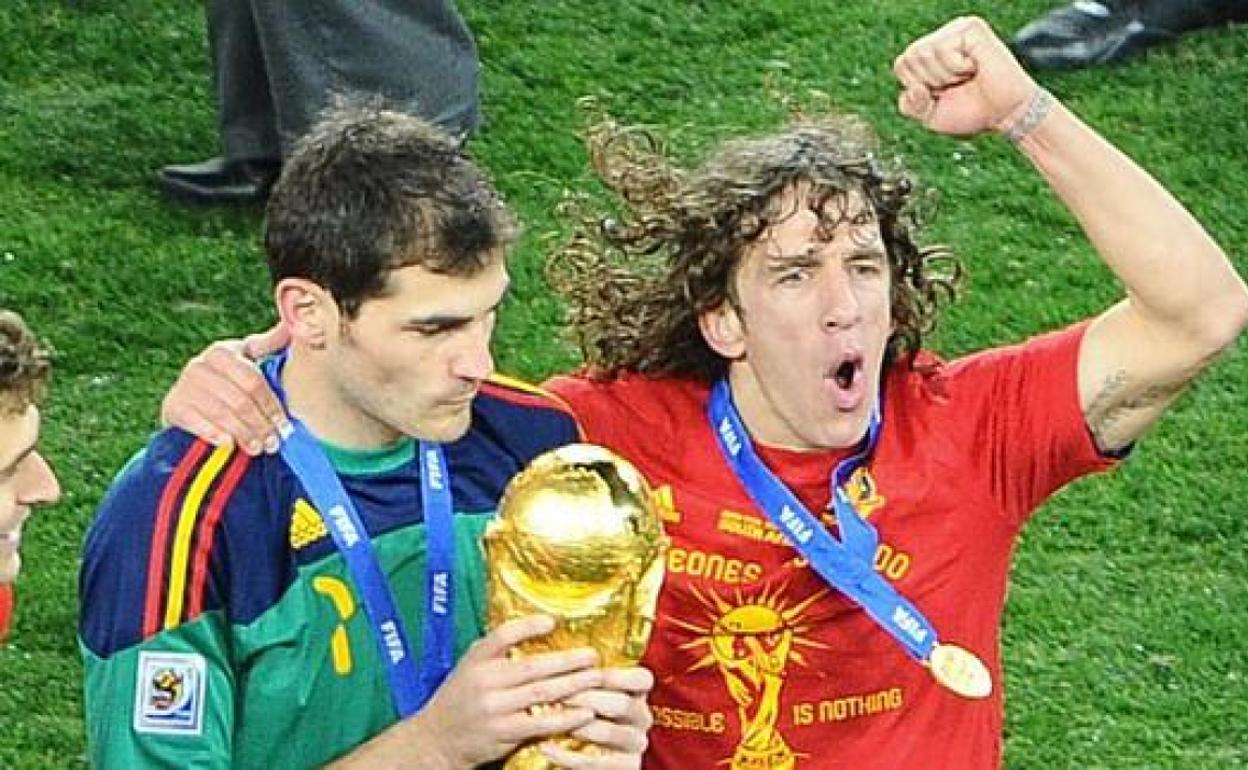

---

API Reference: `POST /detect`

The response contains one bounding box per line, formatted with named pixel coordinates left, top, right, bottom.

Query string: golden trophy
left=484, top=443, right=668, bottom=769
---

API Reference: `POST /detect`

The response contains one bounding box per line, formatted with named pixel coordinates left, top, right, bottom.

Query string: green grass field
left=2, top=1, right=1246, bottom=767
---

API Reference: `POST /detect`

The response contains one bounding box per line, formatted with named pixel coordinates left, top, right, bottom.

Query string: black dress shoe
left=1014, top=0, right=1248, bottom=70
left=158, top=156, right=281, bottom=205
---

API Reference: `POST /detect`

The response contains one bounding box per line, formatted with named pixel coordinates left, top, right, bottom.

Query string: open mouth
left=833, top=358, right=859, bottom=390
left=827, top=352, right=866, bottom=410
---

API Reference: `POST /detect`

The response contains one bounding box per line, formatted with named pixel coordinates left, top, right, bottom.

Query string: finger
left=160, top=374, right=261, bottom=451
left=567, top=716, right=649, bottom=755
left=492, top=703, right=595, bottom=745
left=536, top=740, right=587, bottom=770
left=202, top=344, right=285, bottom=426
left=492, top=662, right=605, bottom=714
left=176, top=347, right=286, bottom=454
left=891, top=57, right=934, bottom=119
left=160, top=396, right=230, bottom=448
left=564, top=689, right=633, bottom=721
left=953, top=14, right=1001, bottom=53
left=467, top=615, right=558, bottom=660
left=598, top=666, right=654, bottom=696
left=180, top=391, right=272, bottom=455
left=902, top=47, right=953, bottom=90
left=896, top=85, right=934, bottom=124
left=237, top=377, right=288, bottom=452
left=566, top=689, right=652, bottom=738
left=891, top=50, right=920, bottom=90
left=241, top=323, right=290, bottom=360
left=188, top=363, right=282, bottom=454
left=933, top=42, right=975, bottom=84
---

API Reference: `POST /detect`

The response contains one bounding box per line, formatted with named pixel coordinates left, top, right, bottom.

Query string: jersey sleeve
left=79, top=432, right=254, bottom=768
left=938, top=321, right=1119, bottom=527
left=541, top=372, right=674, bottom=459
left=477, top=374, right=583, bottom=450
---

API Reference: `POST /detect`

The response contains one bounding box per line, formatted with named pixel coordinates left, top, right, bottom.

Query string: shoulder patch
left=133, top=651, right=207, bottom=736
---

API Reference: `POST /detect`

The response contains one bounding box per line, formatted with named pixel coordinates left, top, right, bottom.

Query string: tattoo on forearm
left=1087, top=369, right=1182, bottom=450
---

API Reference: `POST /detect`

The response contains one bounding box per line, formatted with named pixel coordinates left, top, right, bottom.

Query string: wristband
left=1001, top=88, right=1055, bottom=144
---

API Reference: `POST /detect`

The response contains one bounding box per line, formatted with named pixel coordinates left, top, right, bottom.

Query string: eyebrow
left=767, top=247, right=822, bottom=265
left=846, top=247, right=888, bottom=261
left=767, top=246, right=886, bottom=267
left=402, top=287, right=511, bottom=328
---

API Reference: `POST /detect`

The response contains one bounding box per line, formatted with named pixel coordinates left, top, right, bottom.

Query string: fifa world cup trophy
left=484, top=443, right=668, bottom=769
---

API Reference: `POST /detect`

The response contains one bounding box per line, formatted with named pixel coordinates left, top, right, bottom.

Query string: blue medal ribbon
left=418, top=442, right=456, bottom=701
left=263, top=353, right=456, bottom=717
left=708, top=378, right=939, bottom=662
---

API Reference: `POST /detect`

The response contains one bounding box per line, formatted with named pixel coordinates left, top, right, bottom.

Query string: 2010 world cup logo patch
left=133, top=651, right=207, bottom=736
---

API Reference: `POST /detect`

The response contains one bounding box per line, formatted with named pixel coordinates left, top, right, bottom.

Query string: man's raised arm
left=893, top=15, right=1248, bottom=453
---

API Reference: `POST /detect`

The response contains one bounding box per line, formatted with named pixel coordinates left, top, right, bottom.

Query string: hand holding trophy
left=484, top=444, right=668, bottom=769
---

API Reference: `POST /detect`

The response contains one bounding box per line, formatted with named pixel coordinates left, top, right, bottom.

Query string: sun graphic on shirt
left=669, top=583, right=833, bottom=769
left=670, top=582, right=832, bottom=676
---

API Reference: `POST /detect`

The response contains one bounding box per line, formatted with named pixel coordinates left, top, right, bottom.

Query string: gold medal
left=928, top=643, right=993, bottom=699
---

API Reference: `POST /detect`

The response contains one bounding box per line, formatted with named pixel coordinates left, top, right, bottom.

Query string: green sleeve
left=82, top=613, right=235, bottom=769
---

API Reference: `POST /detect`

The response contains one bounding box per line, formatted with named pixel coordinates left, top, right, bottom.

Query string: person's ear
left=698, top=301, right=746, bottom=360
left=273, top=279, right=336, bottom=350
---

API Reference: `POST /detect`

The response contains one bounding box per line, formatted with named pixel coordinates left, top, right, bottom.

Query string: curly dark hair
left=549, top=110, right=962, bottom=382
left=0, top=310, right=50, bottom=416
left=266, top=102, right=518, bottom=318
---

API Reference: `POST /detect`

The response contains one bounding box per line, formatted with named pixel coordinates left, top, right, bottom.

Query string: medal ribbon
left=708, top=378, right=939, bottom=662
left=264, top=353, right=455, bottom=717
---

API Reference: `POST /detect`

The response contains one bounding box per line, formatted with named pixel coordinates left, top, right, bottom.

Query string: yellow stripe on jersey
left=486, top=372, right=580, bottom=423
left=163, top=444, right=232, bottom=630
left=486, top=372, right=550, bottom=398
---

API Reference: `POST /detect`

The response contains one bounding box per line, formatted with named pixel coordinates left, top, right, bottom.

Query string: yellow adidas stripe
left=163, top=444, right=232, bottom=629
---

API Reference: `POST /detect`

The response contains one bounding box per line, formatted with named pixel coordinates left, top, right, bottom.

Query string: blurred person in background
left=159, top=0, right=481, bottom=205
left=0, top=310, right=62, bottom=643
left=1013, top=0, right=1248, bottom=69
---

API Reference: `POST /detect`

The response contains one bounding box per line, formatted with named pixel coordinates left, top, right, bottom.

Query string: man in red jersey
left=163, top=17, right=1247, bottom=769
left=0, top=310, right=62, bottom=643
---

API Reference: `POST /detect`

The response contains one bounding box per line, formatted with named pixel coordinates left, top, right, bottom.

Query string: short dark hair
left=265, top=104, right=518, bottom=317
left=0, top=310, right=50, bottom=416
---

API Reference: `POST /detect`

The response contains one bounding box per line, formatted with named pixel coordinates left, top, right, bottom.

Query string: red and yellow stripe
left=484, top=373, right=581, bottom=429
left=187, top=450, right=251, bottom=618
left=142, top=442, right=251, bottom=636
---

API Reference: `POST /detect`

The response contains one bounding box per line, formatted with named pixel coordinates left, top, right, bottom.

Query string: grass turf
left=1, top=1, right=1246, bottom=767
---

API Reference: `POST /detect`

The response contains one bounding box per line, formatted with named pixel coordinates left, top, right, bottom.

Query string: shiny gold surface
left=928, top=643, right=993, bottom=699
left=485, top=444, right=667, bottom=769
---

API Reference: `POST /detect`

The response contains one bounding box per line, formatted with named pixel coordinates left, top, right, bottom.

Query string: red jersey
left=0, top=583, right=12, bottom=643
left=546, top=324, right=1116, bottom=770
